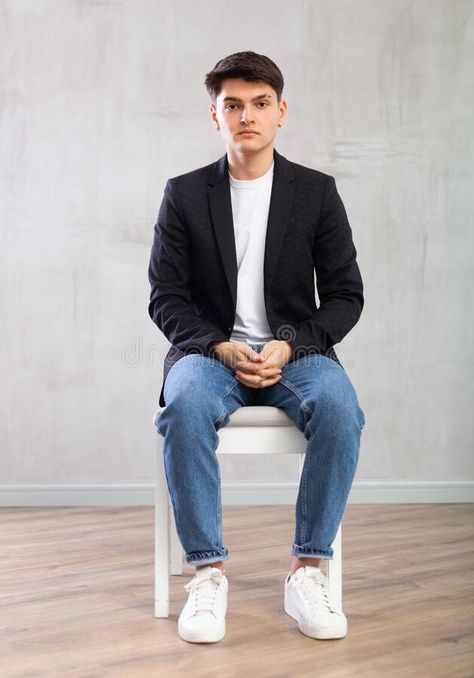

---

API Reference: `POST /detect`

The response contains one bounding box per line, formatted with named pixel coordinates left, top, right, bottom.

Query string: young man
left=148, top=51, right=366, bottom=644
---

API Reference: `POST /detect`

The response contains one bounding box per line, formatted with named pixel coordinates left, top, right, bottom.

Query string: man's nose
left=240, top=106, right=254, bottom=124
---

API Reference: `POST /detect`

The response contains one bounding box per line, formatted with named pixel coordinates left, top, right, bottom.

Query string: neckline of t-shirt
left=228, top=161, right=274, bottom=188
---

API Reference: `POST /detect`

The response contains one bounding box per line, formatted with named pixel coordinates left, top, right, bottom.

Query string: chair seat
left=153, top=405, right=294, bottom=428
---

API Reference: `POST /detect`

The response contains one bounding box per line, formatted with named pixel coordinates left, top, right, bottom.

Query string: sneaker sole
left=178, top=621, right=226, bottom=644
left=284, top=599, right=347, bottom=640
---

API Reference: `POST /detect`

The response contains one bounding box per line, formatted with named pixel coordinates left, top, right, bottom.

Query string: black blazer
left=148, top=148, right=363, bottom=407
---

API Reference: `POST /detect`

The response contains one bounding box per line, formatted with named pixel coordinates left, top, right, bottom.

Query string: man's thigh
left=254, top=354, right=365, bottom=432
left=162, top=353, right=254, bottom=423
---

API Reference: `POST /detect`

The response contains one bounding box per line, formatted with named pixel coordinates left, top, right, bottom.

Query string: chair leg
left=154, top=434, right=170, bottom=617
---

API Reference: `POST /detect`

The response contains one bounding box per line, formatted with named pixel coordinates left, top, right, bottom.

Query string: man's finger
left=237, top=357, right=280, bottom=374
left=242, top=346, right=263, bottom=362
left=236, top=368, right=281, bottom=382
left=256, top=350, right=279, bottom=369
left=236, top=372, right=282, bottom=387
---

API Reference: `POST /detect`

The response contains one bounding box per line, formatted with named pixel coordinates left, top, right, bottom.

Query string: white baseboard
left=0, top=480, right=472, bottom=506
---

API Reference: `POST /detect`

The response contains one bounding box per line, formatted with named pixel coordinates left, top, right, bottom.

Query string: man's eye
left=225, top=102, right=269, bottom=111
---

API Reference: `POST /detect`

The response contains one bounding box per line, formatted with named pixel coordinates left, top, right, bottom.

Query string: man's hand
left=211, top=339, right=293, bottom=389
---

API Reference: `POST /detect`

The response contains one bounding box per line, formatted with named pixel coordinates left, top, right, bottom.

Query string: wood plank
left=0, top=505, right=472, bottom=677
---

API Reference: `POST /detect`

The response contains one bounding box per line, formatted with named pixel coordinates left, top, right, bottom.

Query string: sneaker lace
left=184, top=570, right=223, bottom=616
left=294, top=570, right=337, bottom=614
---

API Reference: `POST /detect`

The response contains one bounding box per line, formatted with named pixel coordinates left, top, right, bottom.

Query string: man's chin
left=229, top=139, right=268, bottom=154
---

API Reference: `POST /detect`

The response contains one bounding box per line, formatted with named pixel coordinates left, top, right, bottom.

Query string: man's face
left=210, top=78, right=287, bottom=155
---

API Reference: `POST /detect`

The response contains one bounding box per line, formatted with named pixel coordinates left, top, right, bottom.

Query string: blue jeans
left=156, top=344, right=366, bottom=566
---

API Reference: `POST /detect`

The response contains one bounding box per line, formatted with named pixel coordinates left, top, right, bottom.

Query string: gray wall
left=1, top=0, right=473, bottom=504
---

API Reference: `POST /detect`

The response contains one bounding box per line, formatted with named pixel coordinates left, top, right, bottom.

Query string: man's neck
left=226, top=145, right=274, bottom=180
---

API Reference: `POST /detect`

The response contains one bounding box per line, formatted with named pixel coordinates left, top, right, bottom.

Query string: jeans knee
left=166, top=387, right=221, bottom=421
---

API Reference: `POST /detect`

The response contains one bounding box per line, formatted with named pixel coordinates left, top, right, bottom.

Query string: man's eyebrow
left=222, top=94, right=273, bottom=102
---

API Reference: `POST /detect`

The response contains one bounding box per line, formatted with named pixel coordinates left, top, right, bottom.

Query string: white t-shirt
left=228, top=162, right=275, bottom=346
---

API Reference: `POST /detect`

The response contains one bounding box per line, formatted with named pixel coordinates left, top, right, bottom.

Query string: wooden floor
left=1, top=504, right=473, bottom=678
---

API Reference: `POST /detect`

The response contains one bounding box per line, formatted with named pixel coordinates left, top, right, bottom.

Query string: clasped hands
left=210, top=339, right=294, bottom=389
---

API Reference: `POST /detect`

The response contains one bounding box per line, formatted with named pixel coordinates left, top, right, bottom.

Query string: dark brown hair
left=204, top=51, right=284, bottom=103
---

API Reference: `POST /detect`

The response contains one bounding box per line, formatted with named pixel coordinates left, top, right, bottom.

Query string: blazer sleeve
left=147, top=178, right=229, bottom=355
left=290, top=175, right=364, bottom=355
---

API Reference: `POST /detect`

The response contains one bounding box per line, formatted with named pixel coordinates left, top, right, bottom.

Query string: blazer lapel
left=208, top=156, right=238, bottom=310
left=263, top=150, right=295, bottom=299
left=208, top=147, right=295, bottom=313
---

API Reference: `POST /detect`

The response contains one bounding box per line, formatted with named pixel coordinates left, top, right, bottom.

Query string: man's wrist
left=209, top=340, right=225, bottom=357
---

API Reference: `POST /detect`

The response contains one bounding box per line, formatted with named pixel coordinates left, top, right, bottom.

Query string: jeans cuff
left=185, top=548, right=229, bottom=566
left=291, top=544, right=334, bottom=559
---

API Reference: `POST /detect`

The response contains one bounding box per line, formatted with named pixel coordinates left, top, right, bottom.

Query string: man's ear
left=278, top=98, right=288, bottom=125
left=209, top=103, right=220, bottom=131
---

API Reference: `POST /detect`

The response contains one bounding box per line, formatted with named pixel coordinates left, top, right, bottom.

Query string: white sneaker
left=178, top=566, right=228, bottom=643
left=284, top=565, right=347, bottom=639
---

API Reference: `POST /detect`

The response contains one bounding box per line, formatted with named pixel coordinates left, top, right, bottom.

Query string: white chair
left=153, top=405, right=342, bottom=618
